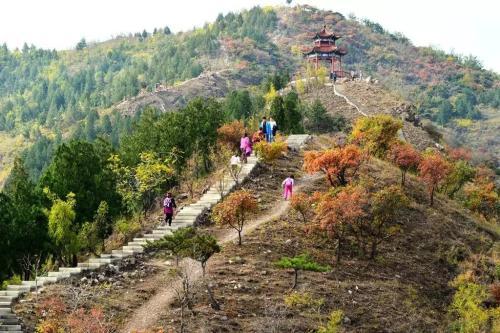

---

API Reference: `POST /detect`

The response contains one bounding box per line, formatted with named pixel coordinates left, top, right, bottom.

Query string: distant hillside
left=0, top=4, right=498, bottom=183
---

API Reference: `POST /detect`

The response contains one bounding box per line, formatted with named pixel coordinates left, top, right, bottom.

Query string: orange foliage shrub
left=212, top=190, right=258, bottom=245
left=418, top=152, right=451, bottom=206
left=387, top=142, right=421, bottom=186
left=217, top=120, right=245, bottom=152
left=314, top=186, right=368, bottom=262
left=304, top=144, right=363, bottom=186
left=66, top=307, right=112, bottom=333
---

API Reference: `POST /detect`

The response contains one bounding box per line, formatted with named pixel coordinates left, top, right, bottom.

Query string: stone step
left=127, top=241, right=150, bottom=247
left=35, top=276, right=59, bottom=285
left=112, top=249, right=134, bottom=257
left=0, top=302, right=12, bottom=308
left=21, top=280, right=44, bottom=288
left=0, top=297, right=16, bottom=303
left=0, top=317, right=19, bottom=325
left=0, top=324, right=22, bottom=331
left=6, top=285, right=31, bottom=292
left=132, top=237, right=152, bottom=243
left=0, top=308, right=12, bottom=314
left=77, top=262, right=104, bottom=269
left=59, top=267, right=83, bottom=275
left=122, top=246, right=144, bottom=253
left=142, top=234, right=163, bottom=240
left=152, top=229, right=171, bottom=235
left=48, top=271, right=70, bottom=279
left=88, top=257, right=117, bottom=264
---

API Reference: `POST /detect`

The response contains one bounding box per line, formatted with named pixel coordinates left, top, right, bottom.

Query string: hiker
left=270, top=117, right=278, bottom=139
left=230, top=153, right=241, bottom=170
left=260, top=116, right=268, bottom=142
left=282, top=175, right=295, bottom=200
left=240, top=132, right=252, bottom=163
left=332, top=71, right=337, bottom=84
left=163, top=192, right=177, bottom=226
left=265, top=117, right=274, bottom=142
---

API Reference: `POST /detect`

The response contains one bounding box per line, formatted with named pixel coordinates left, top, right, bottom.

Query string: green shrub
left=114, top=217, right=141, bottom=241
left=317, top=310, right=344, bottom=333
left=448, top=282, right=492, bottom=332
left=1, top=274, right=22, bottom=290
left=284, top=291, right=324, bottom=310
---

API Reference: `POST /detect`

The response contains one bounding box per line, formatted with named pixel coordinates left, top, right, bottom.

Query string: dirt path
left=121, top=173, right=320, bottom=333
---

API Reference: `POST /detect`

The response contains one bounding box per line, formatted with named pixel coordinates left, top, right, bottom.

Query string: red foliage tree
left=314, top=186, right=368, bottom=263
left=304, top=144, right=363, bottom=187
left=418, top=152, right=451, bottom=206
left=212, top=190, right=258, bottom=245
left=387, top=142, right=421, bottom=186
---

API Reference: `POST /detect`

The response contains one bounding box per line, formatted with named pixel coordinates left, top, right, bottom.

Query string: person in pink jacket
left=282, top=175, right=295, bottom=200
left=240, top=132, right=252, bottom=163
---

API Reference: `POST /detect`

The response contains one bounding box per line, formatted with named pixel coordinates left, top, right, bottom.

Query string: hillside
left=11, top=135, right=498, bottom=333
left=0, top=4, right=499, bottom=184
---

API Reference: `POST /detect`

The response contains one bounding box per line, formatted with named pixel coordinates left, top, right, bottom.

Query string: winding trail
left=331, top=83, right=368, bottom=117
left=121, top=173, right=321, bottom=333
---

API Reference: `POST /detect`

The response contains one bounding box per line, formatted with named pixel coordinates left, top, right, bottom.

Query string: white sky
left=1, top=0, right=499, bottom=73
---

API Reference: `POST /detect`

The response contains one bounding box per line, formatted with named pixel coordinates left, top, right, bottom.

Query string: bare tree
left=19, top=253, right=44, bottom=303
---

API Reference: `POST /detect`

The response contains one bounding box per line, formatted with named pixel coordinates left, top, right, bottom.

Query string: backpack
left=284, top=178, right=293, bottom=186
left=163, top=197, right=173, bottom=208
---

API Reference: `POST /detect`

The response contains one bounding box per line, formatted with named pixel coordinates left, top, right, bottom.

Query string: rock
left=228, top=256, right=245, bottom=264
left=80, top=277, right=88, bottom=283
left=164, top=260, right=173, bottom=266
left=98, top=274, right=106, bottom=282
left=178, top=193, right=189, bottom=200
left=221, top=316, right=228, bottom=321
left=343, top=316, right=351, bottom=324
left=284, top=239, right=292, bottom=244
left=261, top=271, right=268, bottom=275
left=364, top=76, right=372, bottom=83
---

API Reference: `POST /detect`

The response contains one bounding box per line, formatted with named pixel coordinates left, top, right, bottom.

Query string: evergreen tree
left=283, top=90, right=303, bottom=134
left=270, top=95, right=285, bottom=132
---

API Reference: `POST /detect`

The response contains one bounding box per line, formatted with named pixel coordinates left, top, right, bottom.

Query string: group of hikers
left=162, top=116, right=296, bottom=225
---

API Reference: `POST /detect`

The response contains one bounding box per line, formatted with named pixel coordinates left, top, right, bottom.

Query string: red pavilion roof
left=303, top=45, right=347, bottom=56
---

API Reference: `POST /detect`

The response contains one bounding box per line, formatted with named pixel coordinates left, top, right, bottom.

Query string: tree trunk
left=401, top=170, right=406, bottom=186
left=336, top=238, right=342, bottom=264
left=201, top=263, right=206, bottom=277
left=292, top=269, right=298, bottom=289
left=206, top=282, right=221, bottom=310
left=430, top=187, right=435, bottom=206
left=237, top=230, right=242, bottom=246
left=370, top=241, right=377, bottom=260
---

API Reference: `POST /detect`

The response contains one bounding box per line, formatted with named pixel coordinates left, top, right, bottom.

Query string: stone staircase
left=1, top=135, right=311, bottom=332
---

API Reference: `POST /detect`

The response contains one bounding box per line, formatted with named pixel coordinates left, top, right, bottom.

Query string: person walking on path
left=282, top=175, right=295, bottom=200
left=260, top=116, right=268, bottom=142
left=163, top=192, right=177, bottom=226
left=240, top=132, right=252, bottom=163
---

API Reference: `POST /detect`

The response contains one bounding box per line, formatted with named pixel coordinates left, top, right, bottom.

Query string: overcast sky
left=1, top=0, right=499, bottom=73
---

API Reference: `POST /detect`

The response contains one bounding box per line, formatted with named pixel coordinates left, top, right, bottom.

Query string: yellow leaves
left=264, top=84, right=278, bottom=109
left=350, top=115, right=402, bottom=157
left=135, top=152, right=174, bottom=194
left=254, top=139, right=287, bottom=165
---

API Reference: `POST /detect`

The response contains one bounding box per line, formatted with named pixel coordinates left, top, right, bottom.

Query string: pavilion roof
left=311, top=26, right=342, bottom=40
left=303, top=45, right=347, bottom=56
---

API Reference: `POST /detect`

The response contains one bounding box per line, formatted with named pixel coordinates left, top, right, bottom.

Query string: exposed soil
left=148, top=141, right=494, bottom=333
